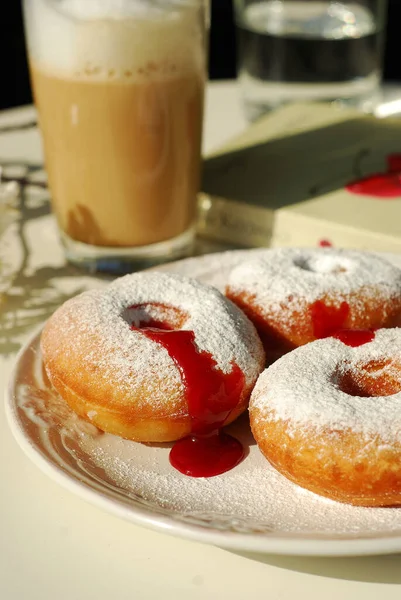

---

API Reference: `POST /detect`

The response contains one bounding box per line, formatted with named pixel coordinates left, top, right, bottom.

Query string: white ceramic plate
left=6, top=248, right=401, bottom=557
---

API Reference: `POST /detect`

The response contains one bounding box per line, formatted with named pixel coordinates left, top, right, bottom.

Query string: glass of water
left=234, top=0, right=387, bottom=121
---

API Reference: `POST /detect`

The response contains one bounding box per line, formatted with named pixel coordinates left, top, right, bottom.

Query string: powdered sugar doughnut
left=41, top=272, right=265, bottom=443
left=226, top=248, right=401, bottom=362
left=250, top=328, right=401, bottom=506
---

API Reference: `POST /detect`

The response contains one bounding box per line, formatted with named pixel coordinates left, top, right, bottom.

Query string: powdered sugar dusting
left=227, top=248, right=401, bottom=313
left=44, top=288, right=184, bottom=413
left=42, top=272, right=263, bottom=414
left=109, top=272, right=263, bottom=381
left=251, top=328, right=401, bottom=445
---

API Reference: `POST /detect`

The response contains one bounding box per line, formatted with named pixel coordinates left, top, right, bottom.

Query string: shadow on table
left=228, top=549, right=401, bottom=584
left=0, top=159, right=115, bottom=356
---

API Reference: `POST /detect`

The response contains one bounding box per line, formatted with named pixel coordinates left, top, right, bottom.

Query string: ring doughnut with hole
left=226, top=248, right=401, bottom=362
left=41, top=272, right=265, bottom=444
left=250, top=328, right=401, bottom=506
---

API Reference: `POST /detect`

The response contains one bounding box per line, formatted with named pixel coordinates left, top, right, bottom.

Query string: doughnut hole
left=292, top=255, right=353, bottom=274
left=125, top=302, right=189, bottom=330
left=337, top=359, right=401, bottom=397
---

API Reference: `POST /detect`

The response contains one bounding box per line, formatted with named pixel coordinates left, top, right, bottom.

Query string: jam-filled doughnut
left=250, top=328, right=401, bottom=506
left=41, top=272, right=265, bottom=445
left=226, top=248, right=401, bottom=362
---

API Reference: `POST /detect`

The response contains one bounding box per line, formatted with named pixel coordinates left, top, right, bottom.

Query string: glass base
left=61, top=226, right=196, bottom=274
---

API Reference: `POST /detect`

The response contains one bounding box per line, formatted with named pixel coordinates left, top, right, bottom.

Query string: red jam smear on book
left=131, top=309, right=245, bottom=478
left=346, top=154, right=401, bottom=198
left=310, top=300, right=350, bottom=339
left=333, top=329, right=375, bottom=347
left=318, top=239, right=333, bottom=248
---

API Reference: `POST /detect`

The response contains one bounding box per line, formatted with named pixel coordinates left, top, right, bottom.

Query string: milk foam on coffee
left=25, top=0, right=203, bottom=81
left=57, top=0, right=192, bottom=18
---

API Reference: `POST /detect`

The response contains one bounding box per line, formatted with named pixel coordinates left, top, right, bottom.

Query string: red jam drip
left=333, top=329, right=375, bottom=347
left=310, top=300, right=350, bottom=339
left=137, top=328, right=244, bottom=435
left=346, top=154, right=401, bottom=199
left=169, top=432, right=244, bottom=478
left=318, top=239, right=333, bottom=248
left=131, top=315, right=245, bottom=478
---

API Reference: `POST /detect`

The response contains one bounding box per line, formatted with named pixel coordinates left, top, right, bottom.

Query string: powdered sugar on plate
left=80, top=420, right=401, bottom=535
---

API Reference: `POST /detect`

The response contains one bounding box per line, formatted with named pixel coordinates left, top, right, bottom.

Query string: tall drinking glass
left=23, top=0, right=207, bottom=272
left=234, top=0, right=387, bottom=121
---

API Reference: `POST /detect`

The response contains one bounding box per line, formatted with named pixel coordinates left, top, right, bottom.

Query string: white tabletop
left=3, top=81, right=401, bottom=600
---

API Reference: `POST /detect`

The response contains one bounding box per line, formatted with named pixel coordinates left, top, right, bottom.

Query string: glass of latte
left=23, top=0, right=207, bottom=272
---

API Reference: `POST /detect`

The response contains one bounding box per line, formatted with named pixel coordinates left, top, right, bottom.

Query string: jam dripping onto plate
left=169, top=432, right=244, bottom=478
left=130, top=305, right=245, bottom=478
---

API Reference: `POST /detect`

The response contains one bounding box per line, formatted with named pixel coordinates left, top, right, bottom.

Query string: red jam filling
left=311, top=301, right=375, bottom=346
left=310, top=300, right=350, bottom=339
left=333, top=329, right=375, bottom=347
left=130, top=307, right=245, bottom=478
